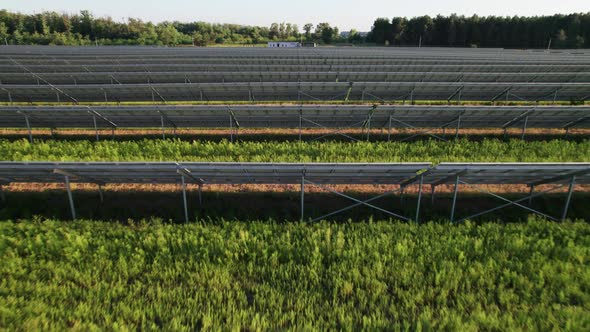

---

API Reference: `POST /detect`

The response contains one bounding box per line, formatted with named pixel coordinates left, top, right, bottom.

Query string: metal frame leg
left=161, top=115, right=166, bottom=139
left=24, top=115, right=33, bottom=143
left=300, top=175, right=305, bottom=221
left=98, top=184, right=104, bottom=204
left=387, top=115, right=392, bottom=142
left=561, top=176, right=576, bottom=221
left=198, top=184, right=203, bottom=206
left=528, top=185, right=534, bottom=205
left=0, top=185, right=5, bottom=203
left=181, top=176, right=188, bottom=223
left=450, top=176, right=460, bottom=223
left=431, top=185, right=436, bottom=205
left=455, top=116, right=461, bottom=140
left=64, top=175, right=76, bottom=220
left=415, top=175, right=424, bottom=223
left=93, top=115, right=99, bottom=142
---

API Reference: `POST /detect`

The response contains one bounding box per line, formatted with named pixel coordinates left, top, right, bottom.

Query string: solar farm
left=1, top=46, right=590, bottom=329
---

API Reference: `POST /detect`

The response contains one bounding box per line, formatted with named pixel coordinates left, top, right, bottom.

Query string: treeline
left=0, top=10, right=341, bottom=46
left=368, top=13, right=590, bottom=48
left=1, top=10, right=588, bottom=48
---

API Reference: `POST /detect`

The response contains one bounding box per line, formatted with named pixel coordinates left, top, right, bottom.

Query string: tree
left=0, top=22, right=8, bottom=44
left=315, top=23, right=338, bottom=44
left=303, top=23, right=313, bottom=40
left=157, top=23, right=180, bottom=45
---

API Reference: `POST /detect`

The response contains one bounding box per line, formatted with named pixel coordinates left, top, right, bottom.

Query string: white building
left=267, top=42, right=301, bottom=48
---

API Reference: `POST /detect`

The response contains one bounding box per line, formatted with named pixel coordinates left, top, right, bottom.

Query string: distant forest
left=0, top=9, right=588, bottom=48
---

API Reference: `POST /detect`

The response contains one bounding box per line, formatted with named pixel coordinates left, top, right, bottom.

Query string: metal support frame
left=92, top=115, right=99, bottom=142
left=228, top=109, right=240, bottom=143
left=415, top=175, right=424, bottom=223
left=301, top=179, right=415, bottom=222
left=181, top=175, right=189, bottom=223
left=455, top=115, right=461, bottom=140
left=98, top=184, right=104, bottom=203
left=389, top=114, right=452, bottom=142
left=300, top=173, right=305, bottom=221
left=161, top=115, right=166, bottom=139
left=302, top=117, right=363, bottom=142
left=63, top=175, right=76, bottom=220
left=450, top=175, right=460, bottom=223
left=562, top=176, right=576, bottom=221
left=450, top=176, right=579, bottom=223
left=24, top=114, right=33, bottom=143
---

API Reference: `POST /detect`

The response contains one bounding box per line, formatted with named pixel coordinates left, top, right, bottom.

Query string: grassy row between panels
left=0, top=218, right=588, bottom=330
left=1, top=138, right=589, bottom=162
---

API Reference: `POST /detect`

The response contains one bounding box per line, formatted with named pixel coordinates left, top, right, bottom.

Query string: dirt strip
left=5, top=183, right=589, bottom=195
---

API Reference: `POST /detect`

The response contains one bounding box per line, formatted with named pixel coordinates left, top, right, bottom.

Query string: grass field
left=1, top=138, right=589, bottom=162
left=1, top=218, right=588, bottom=330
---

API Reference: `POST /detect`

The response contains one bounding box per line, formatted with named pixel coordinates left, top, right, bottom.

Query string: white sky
left=3, top=0, right=589, bottom=31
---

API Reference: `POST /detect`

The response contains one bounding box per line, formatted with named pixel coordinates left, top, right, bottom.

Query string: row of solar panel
left=2, top=105, right=588, bottom=129
left=2, top=71, right=589, bottom=84
left=1, top=82, right=587, bottom=102
left=0, top=162, right=588, bottom=186
left=2, top=64, right=588, bottom=74
left=3, top=45, right=588, bottom=59
left=4, top=57, right=589, bottom=67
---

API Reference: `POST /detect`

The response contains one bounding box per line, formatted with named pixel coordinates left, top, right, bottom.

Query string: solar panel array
left=2, top=105, right=589, bottom=130
left=1, top=46, right=589, bottom=102
left=0, top=162, right=588, bottom=186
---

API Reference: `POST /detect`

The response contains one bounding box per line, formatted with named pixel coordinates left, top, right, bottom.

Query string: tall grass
left=1, top=138, right=588, bottom=162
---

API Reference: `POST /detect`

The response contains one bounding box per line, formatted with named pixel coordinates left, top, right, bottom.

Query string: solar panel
left=1, top=105, right=588, bottom=129
left=1, top=82, right=588, bottom=102
left=0, top=162, right=588, bottom=186
left=0, top=162, right=431, bottom=185
left=422, top=163, right=590, bottom=185
left=2, top=71, right=589, bottom=84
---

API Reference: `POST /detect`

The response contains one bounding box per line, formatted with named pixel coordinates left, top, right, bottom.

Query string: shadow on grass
left=1, top=190, right=587, bottom=223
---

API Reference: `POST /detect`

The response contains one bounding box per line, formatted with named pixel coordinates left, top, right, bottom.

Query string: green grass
left=0, top=218, right=588, bottom=330
left=1, top=138, right=589, bottom=162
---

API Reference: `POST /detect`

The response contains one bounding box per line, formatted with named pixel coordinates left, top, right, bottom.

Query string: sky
left=3, top=0, right=589, bottom=32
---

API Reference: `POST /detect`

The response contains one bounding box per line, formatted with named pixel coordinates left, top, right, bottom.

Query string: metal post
left=198, top=184, right=203, bottom=206
left=98, top=185, right=104, bottom=204
left=56, top=91, right=60, bottom=104
left=415, top=175, right=424, bottom=223
left=387, top=115, right=392, bottom=142
left=521, top=116, right=528, bottom=140
left=229, top=114, right=233, bottom=143
left=300, top=174, right=305, bottom=221
left=561, top=176, right=576, bottom=222
left=0, top=185, right=5, bottom=202
left=111, top=128, right=115, bottom=140
left=431, top=185, right=436, bottom=205
left=181, top=176, right=188, bottom=223
left=299, top=109, right=302, bottom=142
left=455, top=116, right=461, bottom=140
left=400, top=186, right=405, bottom=205
left=24, top=115, right=33, bottom=143
left=64, top=175, right=76, bottom=220
left=93, top=115, right=99, bottom=142
left=450, top=176, right=460, bottom=223
left=7, top=91, right=12, bottom=104
left=160, top=115, right=165, bottom=139
left=528, top=185, right=534, bottom=205
left=366, top=116, right=371, bottom=141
